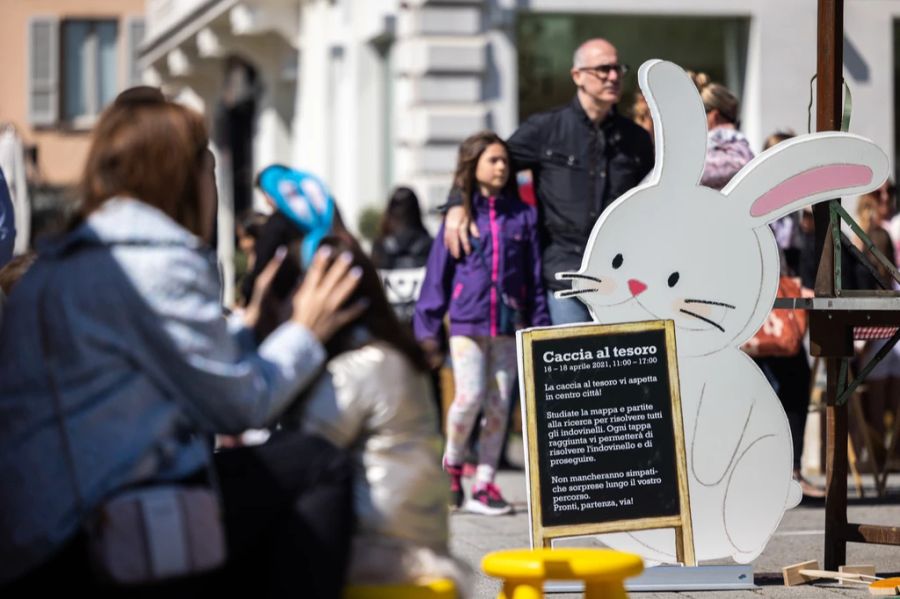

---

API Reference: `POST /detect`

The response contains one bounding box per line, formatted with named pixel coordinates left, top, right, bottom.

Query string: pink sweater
left=700, top=127, right=755, bottom=190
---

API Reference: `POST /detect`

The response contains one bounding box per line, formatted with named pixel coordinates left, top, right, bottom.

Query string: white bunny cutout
left=557, top=60, right=889, bottom=563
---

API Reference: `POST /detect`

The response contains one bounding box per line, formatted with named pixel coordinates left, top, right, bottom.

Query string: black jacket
left=371, top=228, right=433, bottom=270
left=371, top=228, right=433, bottom=325
left=509, top=98, right=653, bottom=289
left=446, top=98, right=653, bottom=290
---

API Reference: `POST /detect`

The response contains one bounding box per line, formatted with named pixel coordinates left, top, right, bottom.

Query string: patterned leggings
left=445, top=335, right=517, bottom=483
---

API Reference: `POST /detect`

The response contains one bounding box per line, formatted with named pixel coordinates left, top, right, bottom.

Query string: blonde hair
left=689, top=71, right=740, bottom=125
left=857, top=191, right=881, bottom=233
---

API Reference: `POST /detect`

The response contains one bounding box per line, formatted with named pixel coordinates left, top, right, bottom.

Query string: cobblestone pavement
left=449, top=438, right=900, bottom=598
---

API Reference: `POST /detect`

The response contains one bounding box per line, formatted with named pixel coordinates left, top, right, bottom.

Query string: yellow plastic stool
left=343, top=578, right=456, bottom=599
left=481, top=548, right=643, bottom=599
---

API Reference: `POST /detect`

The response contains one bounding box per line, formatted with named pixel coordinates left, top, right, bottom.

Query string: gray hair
left=573, top=46, right=585, bottom=69
left=572, top=39, right=613, bottom=69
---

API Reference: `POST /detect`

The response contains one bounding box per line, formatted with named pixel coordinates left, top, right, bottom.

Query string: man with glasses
left=443, top=38, right=653, bottom=324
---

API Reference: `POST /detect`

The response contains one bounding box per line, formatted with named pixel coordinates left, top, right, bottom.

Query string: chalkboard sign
left=517, top=320, right=695, bottom=565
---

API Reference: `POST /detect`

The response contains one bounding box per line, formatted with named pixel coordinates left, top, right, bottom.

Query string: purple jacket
left=700, top=127, right=754, bottom=190
left=414, top=191, right=550, bottom=340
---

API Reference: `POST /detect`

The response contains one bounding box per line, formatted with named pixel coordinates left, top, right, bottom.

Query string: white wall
left=145, top=0, right=212, bottom=43
left=504, top=0, right=896, bottom=168
left=293, top=0, right=400, bottom=233
left=844, top=2, right=896, bottom=174
left=148, top=0, right=900, bottom=237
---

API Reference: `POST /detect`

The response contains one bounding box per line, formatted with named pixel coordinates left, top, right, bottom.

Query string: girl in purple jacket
left=414, top=131, right=550, bottom=515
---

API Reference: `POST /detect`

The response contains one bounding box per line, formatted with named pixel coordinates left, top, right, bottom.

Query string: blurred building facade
left=141, top=0, right=899, bottom=234
left=0, top=0, right=146, bottom=244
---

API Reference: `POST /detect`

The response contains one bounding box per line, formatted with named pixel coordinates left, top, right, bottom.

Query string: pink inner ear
left=749, top=164, right=873, bottom=217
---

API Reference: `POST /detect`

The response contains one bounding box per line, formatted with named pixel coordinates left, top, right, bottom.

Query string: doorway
left=517, top=13, right=750, bottom=122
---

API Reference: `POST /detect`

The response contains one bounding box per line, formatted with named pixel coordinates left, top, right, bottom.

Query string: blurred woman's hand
left=291, top=247, right=367, bottom=342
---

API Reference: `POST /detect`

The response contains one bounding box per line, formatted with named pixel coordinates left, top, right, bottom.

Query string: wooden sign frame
left=518, top=319, right=696, bottom=566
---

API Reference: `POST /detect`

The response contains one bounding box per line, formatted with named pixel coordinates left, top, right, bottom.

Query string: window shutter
left=127, top=18, right=146, bottom=87
left=29, top=17, right=59, bottom=126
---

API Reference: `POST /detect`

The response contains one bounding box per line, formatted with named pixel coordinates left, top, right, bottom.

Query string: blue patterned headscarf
left=257, top=164, right=335, bottom=266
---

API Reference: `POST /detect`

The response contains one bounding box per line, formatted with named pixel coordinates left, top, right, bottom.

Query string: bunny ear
left=724, top=132, right=890, bottom=226
left=639, top=60, right=708, bottom=185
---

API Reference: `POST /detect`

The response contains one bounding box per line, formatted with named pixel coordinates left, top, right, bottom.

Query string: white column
left=844, top=4, right=894, bottom=175
left=295, top=2, right=331, bottom=181
left=394, top=0, right=488, bottom=230
left=213, top=141, right=236, bottom=307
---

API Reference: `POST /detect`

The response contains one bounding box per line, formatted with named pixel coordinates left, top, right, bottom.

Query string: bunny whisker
left=684, top=299, right=736, bottom=309
left=558, top=273, right=603, bottom=285
left=679, top=308, right=726, bottom=332
left=556, top=289, right=599, bottom=298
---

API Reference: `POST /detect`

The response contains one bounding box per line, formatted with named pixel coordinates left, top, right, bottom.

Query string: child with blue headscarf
left=254, top=164, right=469, bottom=592
left=242, top=165, right=338, bottom=305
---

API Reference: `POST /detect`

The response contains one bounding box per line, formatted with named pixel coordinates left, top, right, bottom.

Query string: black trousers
left=754, top=352, right=812, bottom=471
left=6, top=431, right=354, bottom=599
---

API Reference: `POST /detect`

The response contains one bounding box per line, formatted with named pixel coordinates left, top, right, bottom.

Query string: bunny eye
left=612, top=254, right=623, bottom=269
left=668, top=272, right=680, bottom=287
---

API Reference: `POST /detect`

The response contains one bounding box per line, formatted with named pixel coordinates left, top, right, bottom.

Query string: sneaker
left=465, top=482, right=513, bottom=516
left=793, top=469, right=826, bottom=499
left=444, top=460, right=464, bottom=509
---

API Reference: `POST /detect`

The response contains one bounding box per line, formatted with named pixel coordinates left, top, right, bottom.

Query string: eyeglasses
left=578, top=63, right=629, bottom=78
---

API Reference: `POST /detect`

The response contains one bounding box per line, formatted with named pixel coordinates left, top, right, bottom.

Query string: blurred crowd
left=0, top=37, right=898, bottom=599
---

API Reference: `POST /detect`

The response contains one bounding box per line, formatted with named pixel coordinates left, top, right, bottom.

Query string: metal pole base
left=543, top=565, right=756, bottom=593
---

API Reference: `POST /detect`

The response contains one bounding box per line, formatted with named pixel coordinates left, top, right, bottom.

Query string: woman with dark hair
left=240, top=166, right=304, bottom=305
left=370, top=186, right=444, bottom=434
left=415, top=131, right=550, bottom=515
left=371, top=187, right=434, bottom=344
left=263, top=230, right=468, bottom=590
left=0, top=91, right=362, bottom=596
left=371, top=187, right=432, bottom=271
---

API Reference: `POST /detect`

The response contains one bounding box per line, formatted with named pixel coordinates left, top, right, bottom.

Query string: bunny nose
left=628, top=279, right=648, bottom=296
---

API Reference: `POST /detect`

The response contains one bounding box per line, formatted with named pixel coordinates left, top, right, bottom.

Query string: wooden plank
left=839, top=565, right=877, bottom=585
left=783, top=560, right=820, bottom=586
left=666, top=322, right=695, bottom=568
left=843, top=524, right=900, bottom=545
left=825, top=366, right=849, bottom=570
left=811, top=0, right=843, bottom=288
left=815, top=0, right=849, bottom=572
left=541, top=516, right=685, bottom=540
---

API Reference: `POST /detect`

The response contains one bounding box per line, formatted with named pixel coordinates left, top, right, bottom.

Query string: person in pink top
left=690, top=72, right=754, bottom=191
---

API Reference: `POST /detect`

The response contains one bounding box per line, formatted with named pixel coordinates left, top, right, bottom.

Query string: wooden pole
left=814, top=0, right=843, bottom=273
left=815, top=0, right=848, bottom=571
